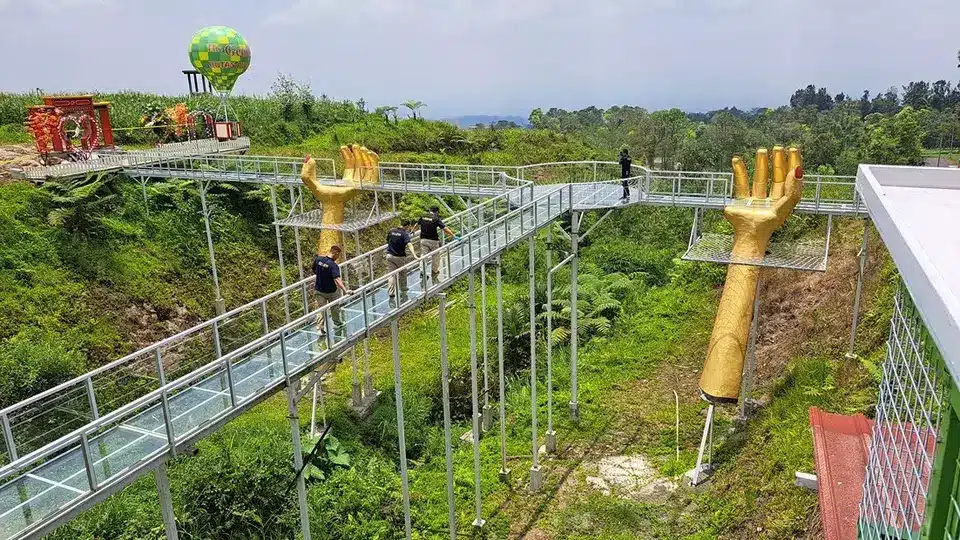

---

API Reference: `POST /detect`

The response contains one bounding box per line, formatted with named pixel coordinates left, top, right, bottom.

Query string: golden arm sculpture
left=699, top=147, right=804, bottom=403
left=300, top=144, right=380, bottom=255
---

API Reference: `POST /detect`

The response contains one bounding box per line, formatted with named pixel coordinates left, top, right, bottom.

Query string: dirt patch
left=0, top=144, right=42, bottom=183
left=753, top=221, right=886, bottom=391
left=585, top=455, right=678, bottom=503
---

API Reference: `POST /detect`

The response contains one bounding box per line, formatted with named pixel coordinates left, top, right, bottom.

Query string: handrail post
left=260, top=300, right=269, bottom=335
left=324, top=308, right=335, bottom=349
left=2, top=412, right=17, bottom=461
left=85, top=377, right=99, bottom=420
left=154, top=349, right=177, bottom=458
left=80, top=432, right=98, bottom=491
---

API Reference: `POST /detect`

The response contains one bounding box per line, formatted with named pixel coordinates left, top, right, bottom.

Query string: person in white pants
left=418, top=205, right=456, bottom=284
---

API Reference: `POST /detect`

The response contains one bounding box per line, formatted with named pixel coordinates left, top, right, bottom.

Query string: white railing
left=0, top=178, right=534, bottom=466
left=0, top=180, right=567, bottom=540
left=12, top=138, right=251, bottom=180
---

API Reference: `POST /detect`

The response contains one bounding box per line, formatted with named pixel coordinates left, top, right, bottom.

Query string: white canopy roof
left=857, top=165, right=960, bottom=381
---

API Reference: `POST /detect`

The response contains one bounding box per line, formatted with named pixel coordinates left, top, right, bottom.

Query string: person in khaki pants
left=387, top=220, right=419, bottom=300
left=313, top=245, right=351, bottom=337
left=417, top=205, right=456, bottom=284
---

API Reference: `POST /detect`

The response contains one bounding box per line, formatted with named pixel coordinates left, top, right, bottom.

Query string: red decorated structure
left=26, top=95, right=115, bottom=159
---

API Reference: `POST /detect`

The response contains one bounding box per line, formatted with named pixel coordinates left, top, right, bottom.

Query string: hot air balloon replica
left=188, top=26, right=250, bottom=138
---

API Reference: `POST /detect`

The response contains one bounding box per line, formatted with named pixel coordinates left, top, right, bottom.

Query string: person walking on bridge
left=313, top=245, right=351, bottom=337
left=387, top=219, right=419, bottom=300
left=619, top=148, right=633, bottom=201
left=418, top=205, right=456, bottom=284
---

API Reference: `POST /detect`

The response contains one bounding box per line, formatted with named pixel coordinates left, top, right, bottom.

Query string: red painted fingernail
left=795, top=166, right=804, bottom=179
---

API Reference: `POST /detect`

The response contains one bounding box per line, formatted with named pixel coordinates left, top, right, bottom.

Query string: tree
left=860, top=90, right=872, bottom=118
left=835, top=92, right=848, bottom=103
left=871, top=87, right=901, bottom=115
left=864, top=106, right=923, bottom=165
left=402, top=100, right=426, bottom=120
left=931, top=80, right=953, bottom=110
left=528, top=108, right=545, bottom=129
left=384, top=106, right=399, bottom=123
left=902, top=81, right=931, bottom=109
left=790, top=84, right=834, bottom=111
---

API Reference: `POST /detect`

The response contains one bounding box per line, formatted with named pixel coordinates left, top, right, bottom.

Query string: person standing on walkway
left=619, top=148, right=632, bottom=201
left=313, top=245, right=351, bottom=337
left=387, top=219, right=419, bottom=300
left=418, top=205, right=456, bottom=284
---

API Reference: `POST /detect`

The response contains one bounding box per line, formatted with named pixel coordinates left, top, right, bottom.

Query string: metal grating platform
left=274, top=209, right=400, bottom=232
left=682, top=232, right=829, bottom=271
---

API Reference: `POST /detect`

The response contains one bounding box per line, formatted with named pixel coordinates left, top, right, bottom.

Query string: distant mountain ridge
left=442, top=114, right=530, bottom=128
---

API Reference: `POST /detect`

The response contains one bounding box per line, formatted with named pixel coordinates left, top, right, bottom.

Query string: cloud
left=0, top=0, right=113, bottom=14
left=265, top=0, right=800, bottom=26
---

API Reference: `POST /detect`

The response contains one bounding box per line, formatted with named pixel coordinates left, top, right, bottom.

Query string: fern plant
left=539, top=272, right=632, bottom=345
left=44, top=172, right=123, bottom=236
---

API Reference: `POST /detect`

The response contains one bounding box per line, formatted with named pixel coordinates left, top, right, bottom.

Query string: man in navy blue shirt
left=386, top=219, right=419, bottom=299
left=418, top=205, right=456, bottom=284
left=313, top=245, right=350, bottom=336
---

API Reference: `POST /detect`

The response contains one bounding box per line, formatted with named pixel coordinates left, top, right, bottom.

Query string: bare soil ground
left=0, top=144, right=41, bottom=182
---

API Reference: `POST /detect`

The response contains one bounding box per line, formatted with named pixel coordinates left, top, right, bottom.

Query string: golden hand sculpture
left=699, top=147, right=804, bottom=403
left=300, top=145, right=380, bottom=255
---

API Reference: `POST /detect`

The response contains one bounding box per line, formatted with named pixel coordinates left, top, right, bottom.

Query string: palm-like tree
left=402, top=100, right=426, bottom=120
left=385, top=106, right=399, bottom=123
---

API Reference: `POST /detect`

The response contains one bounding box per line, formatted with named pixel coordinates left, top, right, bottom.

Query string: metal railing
left=126, top=154, right=335, bottom=185
left=128, top=157, right=523, bottom=196
left=0, top=178, right=535, bottom=468
left=640, top=170, right=863, bottom=215
left=859, top=282, right=947, bottom=538
left=0, top=178, right=568, bottom=540
left=12, top=138, right=251, bottom=181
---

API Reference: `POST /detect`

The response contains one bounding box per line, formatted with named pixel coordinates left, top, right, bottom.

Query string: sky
left=0, top=0, right=956, bottom=119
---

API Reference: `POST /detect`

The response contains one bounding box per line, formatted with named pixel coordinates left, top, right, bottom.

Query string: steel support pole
left=270, top=185, right=291, bottom=322
left=155, top=463, right=179, bottom=540
left=198, top=182, right=225, bottom=315
left=289, top=187, right=305, bottom=281
left=847, top=220, right=870, bottom=359
left=545, top=227, right=556, bottom=453
left=439, top=294, right=457, bottom=540
left=467, top=271, right=486, bottom=528
left=738, top=276, right=763, bottom=420
left=391, top=320, right=413, bottom=540
left=496, top=260, right=510, bottom=483
left=310, top=381, right=318, bottom=437
left=529, top=236, right=542, bottom=491
left=350, top=346, right=361, bottom=407
left=138, top=177, right=150, bottom=213
left=286, top=383, right=312, bottom=540
left=569, top=211, right=581, bottom=422
left=481, top=264, right=492, bottom=432
left=691, top=404, right=715, bottom=486
left=363, top=338, right=375, bottom=398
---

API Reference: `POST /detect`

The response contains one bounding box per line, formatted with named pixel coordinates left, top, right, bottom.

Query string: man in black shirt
left=386, top=219, right=419, bottom=299
left=619, top=148, right=632, bottom=201
left=418, top=205, right=456, bottom=283
left=313, top=245, right=350, bottom=336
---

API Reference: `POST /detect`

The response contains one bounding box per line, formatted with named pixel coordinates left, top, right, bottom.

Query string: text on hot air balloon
left=206, top=44, right=251, bottom=58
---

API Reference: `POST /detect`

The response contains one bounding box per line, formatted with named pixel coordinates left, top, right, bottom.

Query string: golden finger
left=339, top=145, right=354, bottom=181
left=752, top=148, right=769, bottom=199
left=359, top=146, right=375, bottom=181
left=732, top=156, right=749, bottom=199
left=771, top=146, right=786, bottom=199
left=785, top=147, right=803, bottom=200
